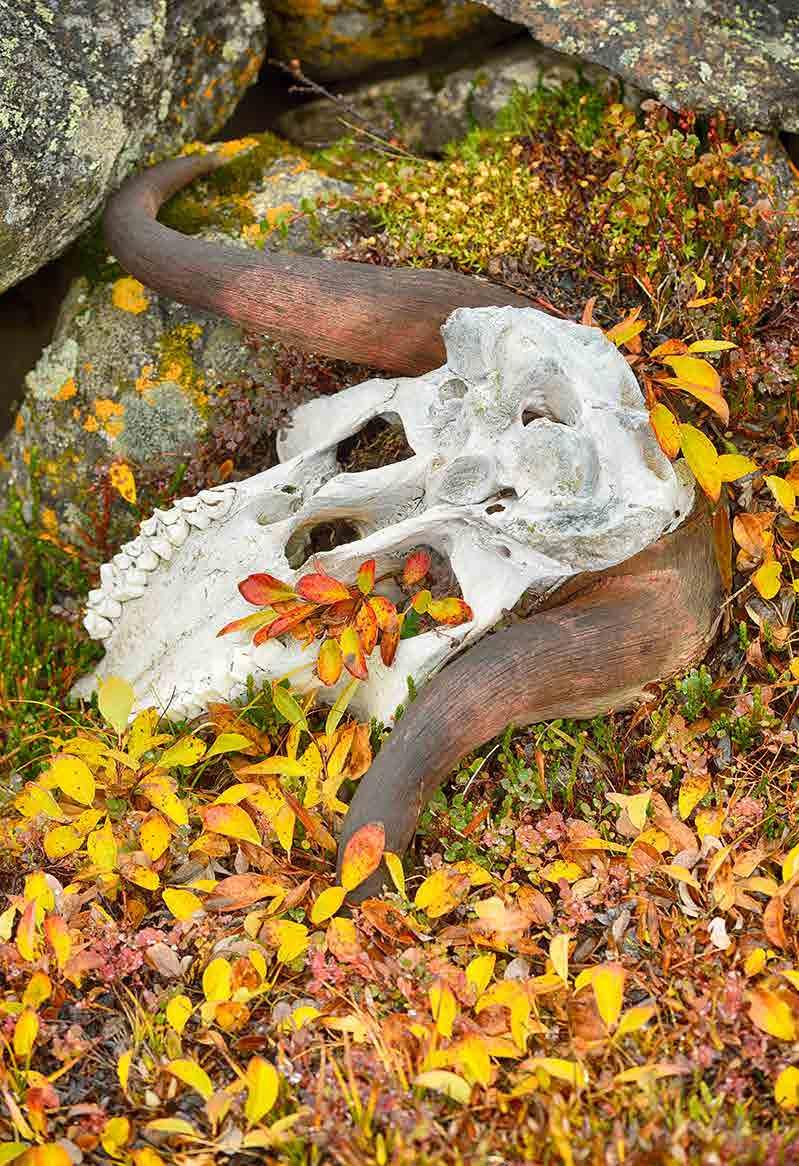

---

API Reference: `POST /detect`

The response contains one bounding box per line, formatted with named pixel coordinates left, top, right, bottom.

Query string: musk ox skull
left=74, top=305, right=692, bottom=722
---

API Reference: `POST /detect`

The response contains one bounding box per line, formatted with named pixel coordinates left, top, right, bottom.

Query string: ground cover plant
left=1, top=81, right=799, bottom=1164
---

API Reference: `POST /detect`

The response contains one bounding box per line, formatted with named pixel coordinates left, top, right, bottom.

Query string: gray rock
left=0, top=153, right=362, bottom=542
left=476, top=0, right=799, bottom=132
left=276, top=39, right=638, bottom=154
left=0, top=1, right=266, bottom=294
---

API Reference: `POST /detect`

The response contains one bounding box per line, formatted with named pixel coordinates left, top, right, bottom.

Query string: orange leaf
left=712, top=505, right=732, bottom=593
left=317, top=639, right=343, bottom=686
left=340, top=626, right=368, bottom=681
left=748, top=987, right=797, bottom=1040
left=649, top=338, right=688, bottom=358
left=649, top=403, right=681, bottom=459
left=297, top=572, right=351, bottom=604
left=354, top=602, right=378, bottom=655
left=733, top=511, right=774, bottom=557
left=340, top=822, right=386, bottom=892
left=657, top=377, right=729, bottom=424
left=356, top=560, right=376, bottom=595
left=369, top=595, right=398, bottom=631
left=254, top=602, right=317, bottom=644
left=605, top=312, right=647, bottom=347
left=427, top=597, right=474, bottom=626
left=238, top=573, right=296, bottom=606
left=403, top=549, right=431, bottom=587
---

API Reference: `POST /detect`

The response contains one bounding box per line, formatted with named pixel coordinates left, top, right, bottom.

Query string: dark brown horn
left=336, top=501, right=720, bottom=901
left=103, top=151, right=528, bottom=375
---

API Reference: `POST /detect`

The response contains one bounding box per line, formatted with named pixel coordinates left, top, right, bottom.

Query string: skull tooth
left=149, top=536, right=173, bottom=561
left=87, top=588, right=104, bottom=604
left=155, top=507, right=180, bottom=525
left=100, top=563, right=115, bottom=588
left=111, top=582, right=146, bottom=601
left=140, top=516, right=158, bottom=536
left=164, top=518, right=190, bottom=546
left=126, top=536, right=144, bottom=556
left=113, top=552, right=132, bottom=571
left=135, top=547, right=161, bottom=572
left=178, top=496, right=199, bottom=512
left=84, top=610, right=113, bottom=639
left=94, top=596, right=123, bottom=620
left=184, top=509, right=211, bottom=530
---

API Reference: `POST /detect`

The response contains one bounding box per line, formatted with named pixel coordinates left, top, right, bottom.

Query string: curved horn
left=337, top=502, right=720, bottom=901
left=103, top=151, right=528, bottom=375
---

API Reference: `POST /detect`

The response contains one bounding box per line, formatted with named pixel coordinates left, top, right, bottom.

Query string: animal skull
left=74, top=306, right=692, bottom=722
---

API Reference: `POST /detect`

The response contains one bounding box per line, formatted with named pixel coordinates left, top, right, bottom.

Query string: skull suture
left=74, top=307, right=693, bottom=722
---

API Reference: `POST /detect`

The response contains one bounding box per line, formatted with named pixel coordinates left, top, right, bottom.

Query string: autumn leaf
left=310, top=885, right=346, bottom=924
left=384, top=851, right=406, bottom=897
left=98, top=675, right=135, bottom=734
left=356, top=559, right=376, bottom=594
left=296, top=572, right=351, bottom=604
left=109, top=462, right=137, bottom=505
left=678, top=424, right=721, bottom=502
left=765, top=475, right=796, bottom=514
left=165, top=1058, right=213, bottom=1100
left=427, top=597, right=473, bottom=626
left=414, top=1070, right=471, bottom=1104
left=340, top=626, right=368, bottom=680
left=549, top=933, right=570, bottom=984
left=340, top=822, right=385, bottom=891
left=748, top=987, right=797, bottom=1040
left=415, top=867, right=471, bottom=917
left=752, top=558, right=782, bottom=600
left=202, top=804, right=261, bottom=845
left=43, top=824, right=83, bottom=860
left=403, top=549, right=431, bottom=587
left=162, top=888, right=204, bottom=921
left=776, top=1066, right=799, bottom=1110
left=159, top=736, right=206, bottom=768
left=649, top=403, right=681, bottom=459
left=203, top=957, right=232, bottom=1003
left=615, top=1004, right=657, bottom=1038
left=678, top=773, right=710, bottom=819
left=166, top=994, right=193, bottom=1034
left=245, top=1057, right=280, bottom=1125
left=317, top=638, right=343, bottom=686
left=140, top=812, right=173, bottom=862
left=46, top=755, right=95, bottom=806
left=605, top=312, right=647, bottom=347
left=717, top=453, right=757, bottom=482
left=592, top=964, right=626, bottom=1030
left=238, top=573, right=296, bottom=606
left=466, top=953, right=496, bottom=996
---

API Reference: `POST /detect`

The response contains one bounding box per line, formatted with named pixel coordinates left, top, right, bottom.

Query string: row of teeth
left=83, top=486, right=237, bottom=640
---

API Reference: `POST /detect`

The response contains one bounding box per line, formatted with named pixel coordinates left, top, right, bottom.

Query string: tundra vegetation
left=1, top=80, right=799, bottom=1165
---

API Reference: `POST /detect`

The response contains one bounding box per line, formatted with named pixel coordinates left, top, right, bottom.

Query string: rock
left=276, top=38, right=638, bottom=154
left=476, top=0, right=799, bottom=132
left=266, top=0, right=513, bottom=83
left=0, top=1, right=266, bottom=294
left=0, top=140, right=363, bottom=543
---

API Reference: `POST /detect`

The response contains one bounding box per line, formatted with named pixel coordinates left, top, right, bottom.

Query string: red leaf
left=297, top=572, right=351, bottom=604
left=253, top=603, right=317, bottom=644
left=340, top=626, right=368, bottom=680
left=356, top=559, right=376, bottom=595
left=403, top=549, right=431, bottom=587
left=238, top=573, right=295, bottom=606
left=380, top=616, right=401, bottom=667
left=317, top=639, right=343, bottom=686
left=368, top=595, right=398, bottom=631
left=354, top=602, right=378, bottom=655
left=322, top=598, right=357, bottom=630
left=341, top=822, right=386, bottom=891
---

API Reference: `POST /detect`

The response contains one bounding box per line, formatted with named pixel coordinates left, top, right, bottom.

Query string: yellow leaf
left=15, top=783, right=65, bottom=821
left=744, top=949, right=767, bottom=977
left=46, top=755, right=95, bottom=806
left=202, top=804, right=260, bottom=845
left=615, top=1004, right=657, bottom=1038
left=260, top=919, right=309, bottom=964
left=605, top=312, right=646, bottom=347
left=98, top=675, right=135, bottom=734
left=414, top=1070, right=471, bottom=1104
left=340, top=822, right=385, bottom=892
left=139, top=779, right=188, bottom=827
left=245, top=1057, right=279, bottom=1125
left=782, top=843, right=799, bottom=883
left=118, top=1048, right=132, bottom=1092
left=748, top=987, right=797, bottom=1041
left=43, top=824, right=83, bottom=860
left=414, top=867, right=470, bottom=917
left=122, top=863, right=159, bottom=890
left=540, top=860, right=583, bottom=884
left=101, top=1115, right=131, bottom=1158
left=549, top=933, right=570, bottom=984
left=454, top=1035, right=492, bottom=1087
left=678, top=773, right=711, bottom=819
left=22, top=971, right=51, bottom=1009
left=660, top=864, right=701, bottom=890
left=44, top=915, right=71, bottom=969
left=140, top=812, right=172, bottom=861
left=429, top=981, right=458, bottom=1038
left=310, top=885, right=346, bottom=925
left=205, top=732, right=253, bottom=760
left=143, top=1117, right=200, bottom=1137
left=384, top=851, right=406, bottom=897
left=592, top=963, right=625, bottom=1030
left=203, top=957, right=232, bottom=1003
left=752, top=558, right=782, bottom=600
left=162, top=888, right=204, bottom=921
left=718, top=454, right=757, bottom=482
left=166, top=1058, right=213, bottom=1100
left=633, top=827, right=671, bottom=853
left=663, top=355, right=721, bottom=392
left=649, top=403, right=681, bottom=459
left=776, top=1066, right=799, bottom=1110
left=87, top=820, right=118, bottom=872
left=766, top=475, right=796, bottom=514
left=696, top=807, right=725, bottom=839
left=159, top=737, right=207, bottom=769
left=525, top=1057, right=587, bottom=1089
left=687, top=339, right=737, bottom=353
left=678, top=423, right=721, bottom=502
left=166, top=994, right=193, bottom=1034
left=607, top=790, right=651, bottom=831
left=132, top=1150, right=165, bottom=1166
left=13, top=1009, right=38, bottom=1057
left=466, top=953, right=496, bottom=996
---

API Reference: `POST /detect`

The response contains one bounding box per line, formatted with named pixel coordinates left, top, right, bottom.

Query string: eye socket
left=522, top=408, right=544, bottom=426
left=336, top=416, right=413, bottom=473
left=285, top=519, right=364, bottom=569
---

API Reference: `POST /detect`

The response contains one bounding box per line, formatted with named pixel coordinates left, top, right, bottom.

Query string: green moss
left=0, top=476, right=102, bottom=778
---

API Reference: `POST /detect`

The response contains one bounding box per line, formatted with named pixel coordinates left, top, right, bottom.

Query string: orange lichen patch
left=53, top=377, right=77, bottom=402
left=83, top=416, right=99, bottom=433
left=104, top=420, right=124, bottom=439
left=112, top=277, right=150, bottom=315
left=216, top=136, right=260, bottom=160
left=263, top=203, right=296, bottom=232
left=83, top=362, right=93, bottom=373
left=40, top=508, right=58, bottom=534
left=15, top=414, right=24, bottom=434
left=93, top=399, right=125, bottom=422
left=242, top=223, right=265, bottom=245
left=22, top=448, right=30, bottom=465
left=135, top=364, right=159, bottom=395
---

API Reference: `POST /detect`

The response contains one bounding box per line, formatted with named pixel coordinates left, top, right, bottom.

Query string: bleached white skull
left=74, top=306, right=692, bottom=722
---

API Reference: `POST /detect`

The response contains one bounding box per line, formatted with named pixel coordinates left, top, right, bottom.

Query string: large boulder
left=266, top=0, right=513, bottom=83
left=476, top=0, right=799, bottom=132
left=0, top=138, right=363, bottom=543
left=276, top=38, right=635, bottom=154
left=0, top=1, right=266, bottom=294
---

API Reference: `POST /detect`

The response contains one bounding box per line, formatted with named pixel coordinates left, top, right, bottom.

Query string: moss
left=0, top=477, right=102, bottom=778
left=158, top=133, right=312, bottom=237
